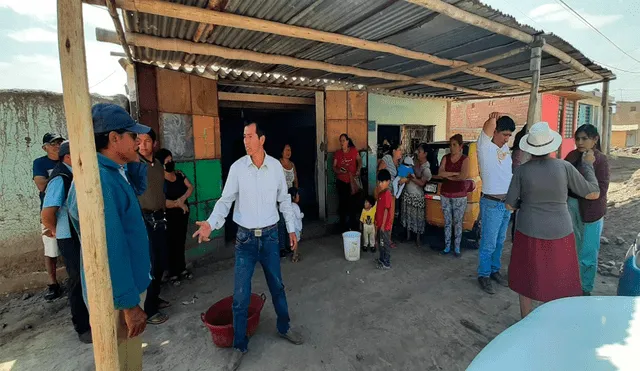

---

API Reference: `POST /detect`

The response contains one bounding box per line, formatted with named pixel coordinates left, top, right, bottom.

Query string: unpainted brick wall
left=448, top=96, right=530, bottom=141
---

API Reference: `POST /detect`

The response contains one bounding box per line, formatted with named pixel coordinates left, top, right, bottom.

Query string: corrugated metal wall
left=137, top=64, right=225, bottom=249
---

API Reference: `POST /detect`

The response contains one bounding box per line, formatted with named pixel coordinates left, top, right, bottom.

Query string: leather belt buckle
left=254, top=229, right=263, bottom=237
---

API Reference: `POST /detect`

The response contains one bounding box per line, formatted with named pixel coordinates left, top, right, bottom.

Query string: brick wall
left=448, top=95, right=529, bottom=141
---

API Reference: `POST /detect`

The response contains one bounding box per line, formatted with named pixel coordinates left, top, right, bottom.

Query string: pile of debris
left=597, top=236, right=628, bottom=278
left=611, top=146, right=640, bottom=156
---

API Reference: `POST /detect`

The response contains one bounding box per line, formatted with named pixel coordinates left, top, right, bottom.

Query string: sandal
left=180, top=270, right=194, bottom=280
left=291, top=253, right=301, bottom=263
left=169, top=276, right=181, bottom=287
left=147, top=312, right=169, bottom=325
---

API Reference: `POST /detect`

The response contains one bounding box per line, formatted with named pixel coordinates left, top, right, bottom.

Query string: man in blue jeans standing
left=193, top=122, right=303, bottom=371
left=477, top=112, right=515, bottom=294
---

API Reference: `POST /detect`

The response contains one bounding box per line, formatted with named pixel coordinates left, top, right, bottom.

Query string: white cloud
left=8, top=28, right=57, bottom=43
left=0, top=0, right=116, bottom=29
left=529, top=4, right=623, bottom=30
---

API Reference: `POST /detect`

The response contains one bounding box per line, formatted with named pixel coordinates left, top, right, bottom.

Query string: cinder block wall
left=448, top=95, right=529, bottom=140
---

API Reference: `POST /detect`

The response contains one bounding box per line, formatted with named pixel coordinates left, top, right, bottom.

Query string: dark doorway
left=219, top=106, right=317, bottom=241
left=377, top=125, right=401, bottom=159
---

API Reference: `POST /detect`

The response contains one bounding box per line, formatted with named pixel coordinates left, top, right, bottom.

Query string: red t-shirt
left=375, top=189, right=393, bottom=231
left=334, top=147, right=359, bottom=183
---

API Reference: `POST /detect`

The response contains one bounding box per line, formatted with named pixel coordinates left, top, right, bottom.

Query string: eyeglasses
left=47, top=141, right=63, bottom=147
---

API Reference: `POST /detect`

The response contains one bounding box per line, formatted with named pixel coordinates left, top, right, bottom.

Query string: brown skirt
left=508, top=231, right=582, bottom=302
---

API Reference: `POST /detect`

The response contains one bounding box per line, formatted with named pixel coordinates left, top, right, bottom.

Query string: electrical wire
left=89, top=69, right=118, bottom=89
left=554, top=0, right=640, bottom=65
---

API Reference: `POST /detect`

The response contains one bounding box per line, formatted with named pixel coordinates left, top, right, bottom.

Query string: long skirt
left=508, top=231, right=582, bottom=302
left=401, top=192, right=426, bottom=234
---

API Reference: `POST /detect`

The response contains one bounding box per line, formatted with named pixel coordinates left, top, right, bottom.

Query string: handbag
left=350, top=174, right=363, bottom=195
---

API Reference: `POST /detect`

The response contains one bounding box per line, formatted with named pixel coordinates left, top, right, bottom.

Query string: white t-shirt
left=477, top=131, right=512, bottom=195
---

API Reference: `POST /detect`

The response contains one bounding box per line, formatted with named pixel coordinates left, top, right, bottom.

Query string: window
left=564, top=100, right=575, bottom=138
left=631, top=106, right=637, bottom=112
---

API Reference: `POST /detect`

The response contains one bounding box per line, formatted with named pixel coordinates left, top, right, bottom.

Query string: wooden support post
left=601, top=80, right=611, bottom=154
left=125, top=62, right=139, bottom=120
left=57, top=1, right=119, bottom=370
left=526, top=37, right=545, bottom=130
left=316, top=91, right=327, bottom=221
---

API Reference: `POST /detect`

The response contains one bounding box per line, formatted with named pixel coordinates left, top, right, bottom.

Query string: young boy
left=360, top=195, right=377, bottom=253
left=375, top=169, right=393, bottom=269
left=289, top=187, right=304, bottom=262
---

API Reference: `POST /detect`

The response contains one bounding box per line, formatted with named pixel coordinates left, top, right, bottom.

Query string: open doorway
left=219, top=106, right=317, bottom=241
left=377, top=125, right=401, bottom=159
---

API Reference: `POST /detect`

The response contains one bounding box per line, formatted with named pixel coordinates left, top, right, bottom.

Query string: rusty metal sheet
left=136, top=63, right=158, bottom=112
left=325, top=90, right=347, bottom=120
left=326, top=119, right=347, bottom=152
left=347, top=119, right=367, bottom=151
left=190, top=75, right=219, bottom=116
left=160, top=113, right=194, bottom=160
left=139, top=110, right=159, bottom=140
left=157, top=68, right=192, bottom=114
left=348, top=91, right=367, bottom=120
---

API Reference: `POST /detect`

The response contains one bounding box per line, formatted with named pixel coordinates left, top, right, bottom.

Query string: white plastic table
left=468, top=296, right=640, bottom=371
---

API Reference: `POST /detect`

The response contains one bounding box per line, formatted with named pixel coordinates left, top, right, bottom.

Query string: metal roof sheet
left=122, top=0, right=615, bottom=100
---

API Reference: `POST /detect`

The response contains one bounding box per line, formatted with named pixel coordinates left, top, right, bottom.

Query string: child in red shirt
left=375, top=169, right=393, bottom=269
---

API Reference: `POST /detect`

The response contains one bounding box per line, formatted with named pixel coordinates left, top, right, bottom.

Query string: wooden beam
left=218, top=92, right=315, bottom=105
left=96, top=30, right=500, bottom=97
left=105, top=0, right=133, bottom=62
left=315, top=91, right=326, bottom=221
left=601, top=80, right=611, bottom=154
left=193, top=0, right=227, bottom=43
left=406, top=0, right=602, bottom=81
left=86, top=0, right=528, bottom=90
left=218, top=79, right=323, bottom=91
left=57, top=1, right=119, bottom=370
left=371, top=45, right=531, bottom=90
left=526, top=37, right=544, bottom=129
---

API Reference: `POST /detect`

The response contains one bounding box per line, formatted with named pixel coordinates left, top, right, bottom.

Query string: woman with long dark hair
left=565, top=124, right=610, bottom=296
left=155, top=148, right=194, bottom=285
left=509, top=126, right=530, bottom=242
left=333, top=133, right=362, bottom=231
left=400, top=143, right=432, bottom=247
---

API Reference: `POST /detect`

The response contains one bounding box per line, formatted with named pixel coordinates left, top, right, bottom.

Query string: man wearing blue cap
left=67, top=103, right=152, bottom=369
left=33, top=132, right=65, bottom=301
left=42, top=141, right=91, bottom=343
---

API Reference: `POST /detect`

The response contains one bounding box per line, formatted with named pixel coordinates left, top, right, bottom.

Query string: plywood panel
left=156, top=68, right=192, bottom=114
left=326, top=119, right=347, bottom=152
left=213, top=116, right=221, bottom=159
left=190, top=75, right=219, bottom=116
left=193, top=115, right=216, bottom=159
left=159, top=113, right=194, bottom=161
left=326, top=91, right=347, bottom=120
left=348, top=91, right=367, bottom=120
left=136, top=64, right=157, bottom=112
left=347, top=119, right=367, bottom=150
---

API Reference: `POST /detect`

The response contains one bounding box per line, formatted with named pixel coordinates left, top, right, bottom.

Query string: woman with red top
left=333, top=133, right=362, bottom=231
left=565, top=124, right=610, bottom=296
left=438, top=134, right=470, bottom=257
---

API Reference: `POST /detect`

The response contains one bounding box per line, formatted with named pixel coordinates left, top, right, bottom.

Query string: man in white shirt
left=193, top=122, right=303, bottom=370
left=476, top=112, right=516, bottom=294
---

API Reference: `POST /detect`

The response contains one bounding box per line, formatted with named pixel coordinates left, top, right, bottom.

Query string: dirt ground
left=0, top=154, right=637, bottom=371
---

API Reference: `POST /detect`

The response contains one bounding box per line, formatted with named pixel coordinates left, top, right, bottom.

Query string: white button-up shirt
left=207, top=153, right=296, bottom=233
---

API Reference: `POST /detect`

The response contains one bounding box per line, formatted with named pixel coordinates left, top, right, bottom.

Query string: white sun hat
left=519, top=121, right=563, bottom=156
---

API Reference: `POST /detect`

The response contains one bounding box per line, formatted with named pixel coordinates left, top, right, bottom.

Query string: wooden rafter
left=218, top=92, right=315, bottom=105
left=96, top=29, right=501, bottom=97
left=406, top=0, right=603, bottom=81
left=193, top=0, right=227, bottom=43
left=105, top=0, right=133, bottom=62
left=84, top=0, right=528, bottom=91
left=371, top=45, right=531, bottom=90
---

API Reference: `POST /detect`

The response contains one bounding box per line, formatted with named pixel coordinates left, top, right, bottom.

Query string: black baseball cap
left=42, top=133, right=64, bottom=145
left=92, top=103, right=151, bottom=135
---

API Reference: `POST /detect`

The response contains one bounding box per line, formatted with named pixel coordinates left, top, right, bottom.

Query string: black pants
left=58, top=236, right=91, bottom=335
left=143, top=214, right=168, bottom=317
left=166, top=208, right=189, bottom=277
left=337, top=180, right=360, bottom=231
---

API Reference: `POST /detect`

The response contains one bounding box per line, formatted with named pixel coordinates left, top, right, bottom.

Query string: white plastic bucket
left=342, top=231, right=361, bottom=261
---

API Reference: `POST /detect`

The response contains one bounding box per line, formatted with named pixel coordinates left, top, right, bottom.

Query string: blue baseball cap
left=91, top=103, right=150, bottom=135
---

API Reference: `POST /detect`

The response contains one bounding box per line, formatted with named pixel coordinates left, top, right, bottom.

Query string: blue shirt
left=42, top=164, right=73, bottom=239
left=68, top=153, right=151, bottom=310
left=33, top=155, right=59, bottom=208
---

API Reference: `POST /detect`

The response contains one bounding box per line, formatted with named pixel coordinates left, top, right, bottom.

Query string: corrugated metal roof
left=122, top=0, right=614, bottom=99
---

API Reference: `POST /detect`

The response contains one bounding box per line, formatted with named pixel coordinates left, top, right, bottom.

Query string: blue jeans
left=233, top=225, right=290, bottom=352
left=477, top=197, right=511, bottom=277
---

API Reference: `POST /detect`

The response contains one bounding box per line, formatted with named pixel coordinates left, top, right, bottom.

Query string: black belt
left=482, top=193, right=506, bottom=203
left=238, top=224, right=277, bottom=237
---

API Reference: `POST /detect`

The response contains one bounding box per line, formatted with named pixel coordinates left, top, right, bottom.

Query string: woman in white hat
left=505, top=122, right=601, bottom=319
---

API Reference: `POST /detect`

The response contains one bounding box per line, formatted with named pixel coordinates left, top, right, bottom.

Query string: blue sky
left=1, top=0, right=639, bottom=100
